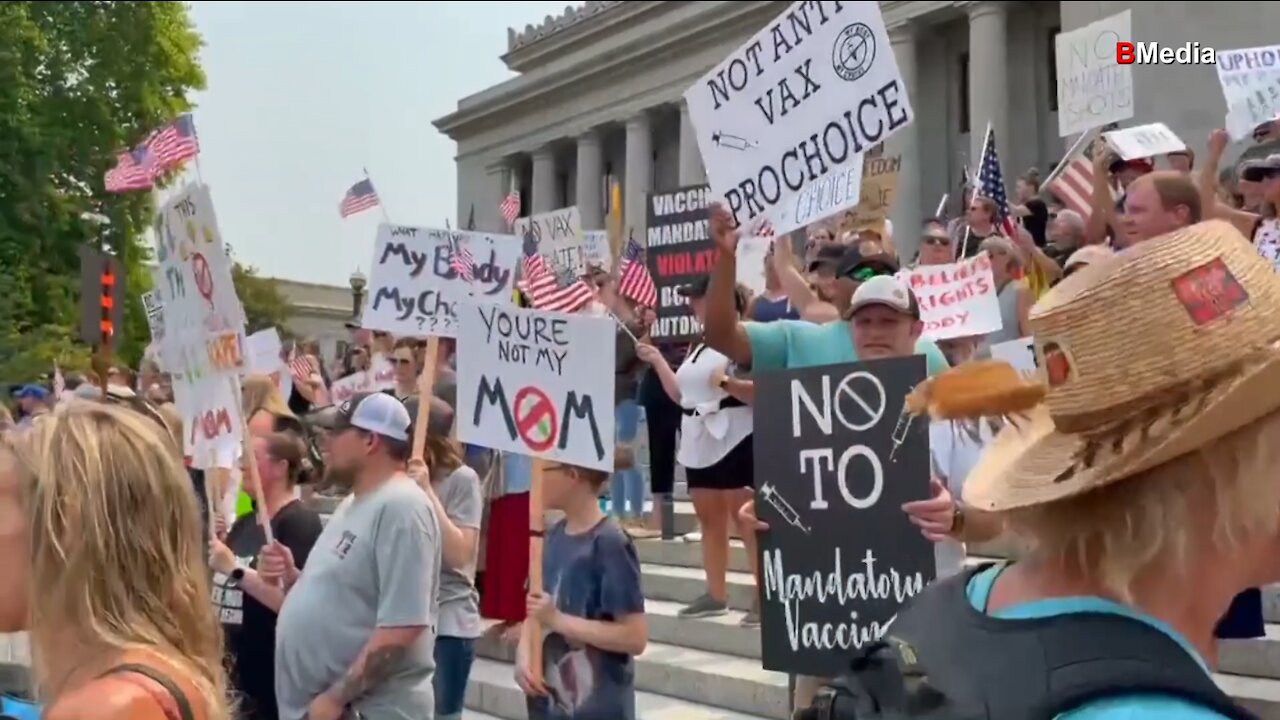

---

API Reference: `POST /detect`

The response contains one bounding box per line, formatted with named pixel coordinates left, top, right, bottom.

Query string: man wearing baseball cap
left=267, top=391, right=442, bottom=720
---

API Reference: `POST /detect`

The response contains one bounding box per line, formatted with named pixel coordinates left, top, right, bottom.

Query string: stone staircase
left=463, top=500, right=1280, bottom=719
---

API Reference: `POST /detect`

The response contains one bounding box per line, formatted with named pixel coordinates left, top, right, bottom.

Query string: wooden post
left=411, top=336, right=441, bottom=461
left=229, top=376, right=275, bottom=545
left=524, top=457, right=546, bottom=684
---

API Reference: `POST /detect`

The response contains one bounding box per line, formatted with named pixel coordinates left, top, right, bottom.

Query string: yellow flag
left=607, top=180, right=624, bottom=265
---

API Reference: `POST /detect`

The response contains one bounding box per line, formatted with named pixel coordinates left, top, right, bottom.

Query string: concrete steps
left=467, top=532, right=1280, bottom=719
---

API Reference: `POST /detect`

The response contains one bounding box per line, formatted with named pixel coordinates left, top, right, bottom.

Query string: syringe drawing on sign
left=760, top=482, right=811, bottom=535
left=888, top=405, right=914, bottom=464
left=712, top=132, right=759, bottom=151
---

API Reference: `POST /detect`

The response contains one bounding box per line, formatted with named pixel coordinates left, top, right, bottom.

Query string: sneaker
left=739, top=602, right=761, bottom=628
left=627, top=526, right=661, bottom=539
left=682, top=531, right=703, bottom=543
left=678, top=593, right=728, bottom=619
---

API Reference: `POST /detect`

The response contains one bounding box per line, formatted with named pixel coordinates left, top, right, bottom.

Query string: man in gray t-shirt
left=271, top=392, right=442, bottom=720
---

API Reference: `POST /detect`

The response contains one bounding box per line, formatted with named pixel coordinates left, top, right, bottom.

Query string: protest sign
left=514, top=207, right=590, bottom=276
left=753, top=356, right=934, bottom=676
left=142, top=290, right=165, bottom=344
left=684, top=1, right=911, bottom=235
left=329, top=355, right=395, bottom=404
left=901, top=253, right=1002, bottom=340
left=991, top=336, right=1037, bottom=375
left=735, top=235, right=772, bottom=298
left=1054, top=11, right=1133, bottom=137
left=175, top=373, right=243, bottom=469
left=364, top=225, right=520, bottom=337
left=1104, top=122, right=1186, bottom=160
left=456, top=302, right=615, bottom=472
left=843, top=154, right=900, bottom=235
left=1216, top=45, right=1280, bottom=140
left=152, top=183, right=247, bottom=380
left=245, top=327, right=292, bottom=399
left=582, top=230, right=613, bottom=272
left=646, top=186, right=715, bottom=341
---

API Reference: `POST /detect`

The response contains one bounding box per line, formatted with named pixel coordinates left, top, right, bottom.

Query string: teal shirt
left=744, top=319, right=951, bottom=375
left=968, top=565, right=1229, bottom=719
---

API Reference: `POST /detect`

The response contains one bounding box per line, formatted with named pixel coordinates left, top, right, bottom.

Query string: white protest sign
left=990, top=336, right=1037, bottom=375
left=329, top=355, right=396, bottom=404
left=152, top=183, right=247, bottom=379
left=684, top=1, right=911, bottom=235
left=456, top=302, right=615, bottom=472
left=363, top=225, right=520, bottom=338
left=1104, top=123, right=1185, bottom=160
left=245, top=327, right=293, bottom=399
left=735, top=235, right=772, bottom=298
left=513, top=207, right=589, bottom=276
left=1216, top=45, right=1280, bottom=140
left=901, top=253, right=1002, bottom=340
left=175, top=373, right=243, bottom=469
left=582, top=230, right=613, bottom=273
left=142, top=290, right=165, bottom=343
left=1054, top=11, right=1133, bottom=137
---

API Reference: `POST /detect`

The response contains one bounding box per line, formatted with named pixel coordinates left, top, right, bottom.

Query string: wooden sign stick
left=227, top=376, right=274, bottom=546
left=524, top=456, right=547, bottom=685
left=411, top=336, right=441, bottom=461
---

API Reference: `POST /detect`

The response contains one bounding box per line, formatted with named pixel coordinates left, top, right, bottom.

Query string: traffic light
left=78, top=246, right=126, bottom=350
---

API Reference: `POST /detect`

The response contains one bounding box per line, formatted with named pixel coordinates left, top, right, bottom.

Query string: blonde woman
left=0, top=402, right=230, bottom=720
left=405, top=396, right=482, bottom=720
left=241, top=373, right=301, bottom=438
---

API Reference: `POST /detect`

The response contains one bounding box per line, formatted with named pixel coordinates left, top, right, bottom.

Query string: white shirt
left=674, top=343, right=753, bottom=469
left=929, top=419, right=996, bottom=578
left=1254, top=218, right=1280, bottom=272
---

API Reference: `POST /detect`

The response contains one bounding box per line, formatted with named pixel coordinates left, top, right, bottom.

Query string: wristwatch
left=229, top=564, right=247, bottom=585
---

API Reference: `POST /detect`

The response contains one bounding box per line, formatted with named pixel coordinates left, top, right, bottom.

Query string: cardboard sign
left=901, top=253, right=1003, bottom=340
left=1216, top=45, right=1280, bottom=140
left=456, top=302, right=615, bottom=472
left=1104, top=122, right=1186, bottom=160
left=513, top=207, right=589, bottom=276
left=684, top=1, right=911, bottom=235
left=364, top=225, right=520, bottom=338
left=752, top=356, right=934, bottom=676
left=844, top=154, right=900, bottom=235
left=1054, top=11, right=1134, bottom=137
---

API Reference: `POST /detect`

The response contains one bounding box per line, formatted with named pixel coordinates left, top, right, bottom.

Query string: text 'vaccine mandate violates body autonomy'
left=684, top=0, right=916, bottom=235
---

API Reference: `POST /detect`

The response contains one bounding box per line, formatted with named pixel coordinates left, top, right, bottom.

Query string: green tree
left=0, top=1, right=205, bottom=381
left=231, top=256, right=296, bottom=338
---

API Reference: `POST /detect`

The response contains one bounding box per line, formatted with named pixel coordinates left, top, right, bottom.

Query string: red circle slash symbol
left=513, top=386, right=557, bottom=453
left=192, top=252, right=215, bottom=307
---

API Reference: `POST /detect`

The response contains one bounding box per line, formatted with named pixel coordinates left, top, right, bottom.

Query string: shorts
left=685, top=435, right=754, bottom=491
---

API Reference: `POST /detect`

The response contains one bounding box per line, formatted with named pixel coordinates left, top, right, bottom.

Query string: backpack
left=794, top=564, right=1257, bottom=720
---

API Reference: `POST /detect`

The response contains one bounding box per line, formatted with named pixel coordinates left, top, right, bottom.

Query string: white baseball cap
left=848, top=275, right=920, bottom=318
left=326, top=392, right=411, bottom=442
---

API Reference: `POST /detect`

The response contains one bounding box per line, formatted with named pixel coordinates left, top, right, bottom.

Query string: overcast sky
left=186, top=1, right=570, bottom=287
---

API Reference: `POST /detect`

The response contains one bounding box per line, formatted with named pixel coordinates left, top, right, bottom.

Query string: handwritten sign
left=1216, top=44, right=1280, bottom=140
left=174, top=373, right=243, bottom=469
left=901, top=253, right=1002, bottom=340
left=329, top=355, right=395, bottom=404
left=1055, top=11, right=1133, bottom=137
left=456, top=302, right=615, bottom=471
left=364, top=225, right=520, bottom=338
left=844, top=154, right=900, bottom=235
left=142, top=290, right=165, bottom=343
left=581, top=230, right=613, bottom=273
left=246, top=328, right=293, bottom=399
left=752, top=356, right=934, bottom=676
left=513, top=207, right=589, bottom=276
left=1104, top=122, right=1185, bottom=160
left=684, top=1, right=911, bottom=234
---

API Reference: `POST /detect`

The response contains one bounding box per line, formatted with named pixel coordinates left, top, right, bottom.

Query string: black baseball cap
left=806, top=245, right=846, bottom=273
left=836, top=246, right=899, bottom=280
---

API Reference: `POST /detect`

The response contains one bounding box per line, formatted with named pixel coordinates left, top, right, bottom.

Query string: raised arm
left=1200, top=128, right=1260, bottom=238
left=703, top=204, right=754, bottom=365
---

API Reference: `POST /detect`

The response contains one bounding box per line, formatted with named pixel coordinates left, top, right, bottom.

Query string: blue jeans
left=610, top=400, right=645, bottom=518
left=433, top=635, right=475, bottom=719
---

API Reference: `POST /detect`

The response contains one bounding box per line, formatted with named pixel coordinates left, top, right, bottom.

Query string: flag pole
left=364, top=166, right=393, bottom=224
left=961, top=123, right=993, bottom=258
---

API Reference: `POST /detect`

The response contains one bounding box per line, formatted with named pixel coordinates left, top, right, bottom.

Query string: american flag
left=617, top=237, right=657, bottom=307
left=103, top=113, right=200, bottom=193
left=339, top=179, right=380, bottom=218
left=499, top=188, right=521, bottom=227
left=519, top=231, right=593, bottom=313
left=288, top=350, right=315, bottom=379
left=1045, top=128, right=1117, bottom=221
left=975, top=124, right=1018, bottom=237
left=449, top=236, right=476, bottom=282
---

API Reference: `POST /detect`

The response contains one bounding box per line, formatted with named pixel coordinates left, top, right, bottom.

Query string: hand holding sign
left=710, top=203, right=739, bottom=256
left=901, top=477, right=957, bottom=543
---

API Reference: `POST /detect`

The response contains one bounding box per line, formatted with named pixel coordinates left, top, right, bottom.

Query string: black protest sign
left=645, top=185, right=715, bottom=342
left=752, top=356, right=935, bottom=676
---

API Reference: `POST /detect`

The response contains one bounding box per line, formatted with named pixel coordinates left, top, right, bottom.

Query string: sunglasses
left=847, top=266, right=890, bottom=282
left=394, top=357, right=414, bottom=365
left=922, top=236, right=951, bottom=246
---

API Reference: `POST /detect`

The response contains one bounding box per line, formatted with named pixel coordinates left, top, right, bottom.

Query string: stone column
left=967, top=1, right=1009, bottom=168
left=678, top=102, right=705, bottom=187
left=531, top=144, right=557, bottom=214
left=887, top=26, right=922, bottom=260
left=625, top=112, right=653, bottom=244
left=576, top=129, right=604, bottom=229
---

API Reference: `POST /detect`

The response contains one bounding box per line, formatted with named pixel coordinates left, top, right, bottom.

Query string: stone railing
left=506, top=1, right=626, bottom=53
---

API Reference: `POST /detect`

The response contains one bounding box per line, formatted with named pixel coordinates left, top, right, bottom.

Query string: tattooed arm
left=317, top=627, right=428, bottom=707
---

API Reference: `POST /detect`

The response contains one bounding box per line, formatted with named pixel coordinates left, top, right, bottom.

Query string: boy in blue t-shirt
left=518, top=447, right=647, bottom=720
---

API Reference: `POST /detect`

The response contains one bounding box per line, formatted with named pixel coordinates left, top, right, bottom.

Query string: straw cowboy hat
left=961, top=219, right=1280, bottom=512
